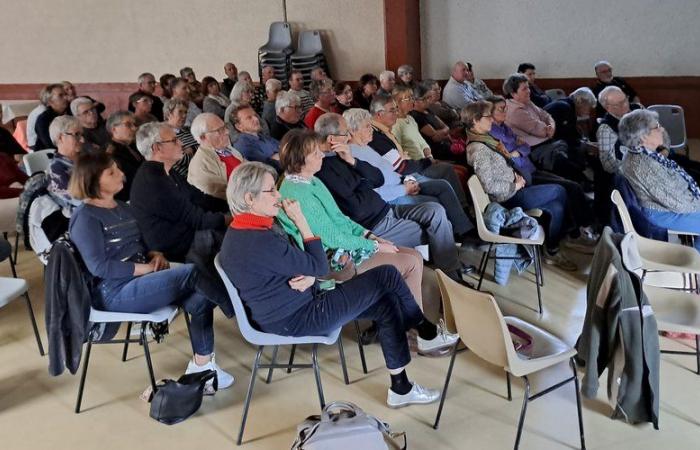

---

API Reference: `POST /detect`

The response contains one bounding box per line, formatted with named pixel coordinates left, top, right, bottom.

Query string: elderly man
left=71, top=97, right=109, bottom=149
left=288, top=69, right=314, bottom=115
left=368, top=95, right=469, bottom=208
left=377, top=70, right=396, bottom=96
left=106, top=111, right=144, bottom=201
left=221, top=62, right=238, bottom=98
left=188, top=113, right=245, bottom=199
left=597, top=86, right=641, bottom=174
left=517, top=63, right=550, bottom=108
left=396, top=65, right=415, bottom=88
left=231, top=104, right=281, bottom=171
left=310, top=66, right=327, bottom=81
left=442, top=61, right=482, bottom=110
left=313, top=113, right=475, bottom=285
left=503, top=73, right=587, bottom=184
left=544, top=87, right=597, bottom=149
left=252, top=65, right=275, bottom=116
left=128, top=73, right=164, bottom=120
left=269, top=91, right=306, bottom=140
left=465, top=62, right=492, bottom=98
left=592, top=61, right=640, bottom=117
left=34, top=83, right=69, bottom=150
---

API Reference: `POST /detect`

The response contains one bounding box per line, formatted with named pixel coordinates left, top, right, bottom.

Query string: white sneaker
left=387, top=382, right=441, bottom=408
left=417, top=320, right=459, bottom=354
left=185, top=353, right=235, bottom=394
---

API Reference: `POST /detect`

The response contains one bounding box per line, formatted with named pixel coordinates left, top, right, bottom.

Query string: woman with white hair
left=619, top=109, right=700, bottom=251
left=47, top=116, right=84, bottom=211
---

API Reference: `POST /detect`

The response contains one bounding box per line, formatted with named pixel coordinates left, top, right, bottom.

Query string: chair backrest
left=610, top=189, right=636, bottom=234
left=611, top=175, right=668, bottom=240
left=263, top=21, right=292, bottom=51
left=467, top=175, right=497, bottom=240
left=297, top=30, right=323, bottom=56
left=545, top=88, right=566, bottom=101
left=647, top=104, right=686, bottom=149
left=23, top=149, right=55, bottom=175
left=435, top=270, right=511, bottom=369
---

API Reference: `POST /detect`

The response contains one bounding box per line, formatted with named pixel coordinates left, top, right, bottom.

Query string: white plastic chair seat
left=646, top=286, right=700, bottom=334
left=0, top=277, right=29, bottom=307
left=636, top=235, right=700, bottom=274
left=88, top=305, right=178, bottom=324
left=23, top=148, right=55, bottom=175
left=244, top=325, right=341, bottom=347
left=504, top=316, right=577, bottom=377
left=0, top=197, right=19, bottom=233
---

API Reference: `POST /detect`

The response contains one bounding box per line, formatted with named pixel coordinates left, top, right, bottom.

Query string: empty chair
left=258, top=22, right=293, bottom=56
left=432, top=270, right=585, bottom=449
left=546, top=88, right=566, bottom=101
left=0, top=197, right=20, bottom=276
left=647, top=105, right=687, bottom=154
left=291, top=30, right=324, bottom=61
left=23, top=149, right=55, bottom=175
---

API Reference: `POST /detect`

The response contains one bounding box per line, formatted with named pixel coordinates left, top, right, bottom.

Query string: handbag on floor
left=149, top=369, right=217, bottom=425
left=291, top=401, right=406, bottom=450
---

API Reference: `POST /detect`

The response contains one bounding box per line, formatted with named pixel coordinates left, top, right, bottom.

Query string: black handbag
left=149, top=369, right=218, bottom=425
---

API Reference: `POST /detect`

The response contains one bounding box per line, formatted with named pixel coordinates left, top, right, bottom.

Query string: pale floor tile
left=1, top=242, right=699, bottom=449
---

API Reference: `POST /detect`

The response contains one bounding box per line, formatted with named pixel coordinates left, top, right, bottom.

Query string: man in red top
left=303, top=78, right=337, bottom=130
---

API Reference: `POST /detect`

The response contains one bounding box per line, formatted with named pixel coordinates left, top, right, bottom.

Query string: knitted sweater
left=466, top=141, right=518, bottom=202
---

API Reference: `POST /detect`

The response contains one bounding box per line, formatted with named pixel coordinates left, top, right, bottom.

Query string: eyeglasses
left=481, top=114, right=493, bottom=119
left=205, top=125, right=228, bottom=135
left=78, top=107, right=96, bottom=116
left=156, top=138, right=179, bottom=145
left=332, top=132, right=350, bottom=138
left=399, top=96, right=415, bottom=103
left=286, top=105, right=302, bottom=111
left=117, top=121, right=137, bottom=129
left=261, top=187, right=278, bottom=194
left=63, top=131, right=83, bottom=139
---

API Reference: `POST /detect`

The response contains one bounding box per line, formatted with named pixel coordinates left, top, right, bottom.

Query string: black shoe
left=447, top=266, right=475, bottom=289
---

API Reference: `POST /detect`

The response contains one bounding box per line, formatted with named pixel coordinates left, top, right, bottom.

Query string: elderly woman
left=170, top=77, right=202, bottom=127
left=129, top=92, right=157, bottom=126
left=201, top=76, right=230, bottom=119
left=164, top=98, right=199, bottom=178
left=409, top=83, right=455, bottom=161
left=423, top=79, right=460, bottom=129
left=396, top=65, right=415, bottom=88
left=71, top=97, right=109, bottom=149
left=334, top=81, right=354, bottom=113
left=391, top=85, right=432, bottom=160
left=619, top=109, right=700, bottom=251
left=543, top=87, right=597, bottom=152
left=262, top=78, right=282, bottom=129
left=68, top=151, right=234, bottom=389
left=353, top=73, right=379, bottom=110
left=220, top=161, right=455, bottom=407
left=304, top=79, right=337, bottom=129
left=224, top=80, right=270, bottom=145
left=463, top=100, right=577, bottom=271
left=47, top=116, right=83, bottom=211
left=105, top=111, right=143, bottom=202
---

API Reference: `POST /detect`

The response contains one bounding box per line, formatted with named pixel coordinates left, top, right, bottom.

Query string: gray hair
left=343, top=108, right=371, bottom=132
left=594, top=60, right=611, bottom=72
left=135, top=122, right=168, bottom=159
left=265, top=78, right=282, bottom=93
left=229, top=80, right=253, bottom=103
left=180, top=66, right=194, bottom=77
left=502, top=73, right=529, bottom=97
left=379, top=70, right=395, bottom=82
left=397, top=65, right=413, bottom=77
left=162, top=97, right=189, bottom=118
left=106, top=111, right=135, bottom=134
left=137, top=72, right=154, bottom=84
left=598, top=85, right=624, bottom=108
left=49, top=115, right=80, bottom=146
left=314, top=113, right=343, bottom=138
left=226, top=161, right=278, bottom=215
left=70, top=97, right=93, bottom=116
left=570, top=87, right=597, bottom=108
left=40, top=83, right=64, bottom=105
left=190, top=112, right=218, bottom=144
left=309, top=78, right=333, bottom=100
left=618, top=109, right=659, bottom=149
left=369, top=94, right=394, bottom=115
left=275, top=90, right=301, bottom=114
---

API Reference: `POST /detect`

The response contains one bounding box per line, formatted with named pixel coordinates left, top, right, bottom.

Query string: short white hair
left=379, top=70, right=395, bottom=82
left=570, top=87, right=597, bottom=108
left=49, top=115, right=80, bottom=146
left=191, top=112, right=219, bottom=144
left=226, top=162, right=278, bottom=215
left=598, top=85, right=624, bottom=108
left=343, top=108, right=371, bottom=132
left=594, top=60, right=611, bottom=72
left=230, top=80, right=253, bottom=103
left=135, top=122, right=168, bottom=159
left=275, top=91, right=301, bottom=114
left=265, top=78, right=282, bottom=93
left=70, top=97, right=93, bottom=116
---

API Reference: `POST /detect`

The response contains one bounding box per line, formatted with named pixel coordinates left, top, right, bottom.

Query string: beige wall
left=0, top=0, right=385, bottom=84
left=421, top=0, right=700, bottom=79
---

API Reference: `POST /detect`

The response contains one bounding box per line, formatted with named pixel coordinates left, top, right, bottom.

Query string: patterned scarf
left=632, top=146, right=700, bottom=199
left=466, top=130, right=512, bottom=160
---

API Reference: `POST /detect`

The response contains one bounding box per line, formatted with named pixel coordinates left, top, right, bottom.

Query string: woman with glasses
left=105, top=111, right=143, bottom=202
left=129, top=92, right=157, bottom=127
left=47, top=116, right=84, bottom=211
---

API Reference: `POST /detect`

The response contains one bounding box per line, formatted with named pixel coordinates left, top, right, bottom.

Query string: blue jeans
left=101, top=264, right=215, bottom=355
left=503, top=184, right=568, bottom=250
left=642, top=208, right=700, bottom=252
left=265, top=265, right=424, bottom=370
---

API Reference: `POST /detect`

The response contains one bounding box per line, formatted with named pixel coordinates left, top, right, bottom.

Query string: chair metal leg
left=266, top=346, right=279, bottom=384
left=506, top=371, right=512, bottom=401
left=75, top=339, right=93, bottom=413
left=433, top=341, right=459, bottom=429
left=354, top=320, right=368, bottom=374
left=311, top=344, right=325, bottom=409
left=121, top=323, right=132, bottom=361
left=286, top=344, right=296, bottom=373
left=238, top=346, right=263, bottom=446
left=477, top=245, right=493, bottom=290
left=337, top=334, right=350, bottom=385
left=13, top=232, right=19, bottom=264
left=533, top=247, right=543, bottom=314
left=696, top=335, right=700, bottom=376
left=23, top=293, right=45, bottom=356
left=140, top=322, right=157, bottom=395
left=183, top=311, right=195, bottom=354
left=571, top=358, right=586, bottom=449
left=514, top=376, right=531, bottom=449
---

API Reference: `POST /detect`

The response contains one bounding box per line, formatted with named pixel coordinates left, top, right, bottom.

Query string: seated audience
left=396, top=64, right=416, bottom=88
left=619, top=109, right=700, bottom=251
left=188, top=113, right=245, bottom=199
left=180, top=66, right=204, bottom=108
left=596, top=86, right=642, bottom=174
left=304, top=79, right=337, bottom=129
left=465, top=62, right=493, bottom=98
left=105, top=111, right=143, bottom=202
left=68, top=151, right=234, bottom=388
left=262, top=78, right=282, bottom=128
left=334, top=81, right=354, bottom=113
left=270, top=91, right=306, bottom=140
left=159, top=73, right=176, bottom=99
left=442, top=61, right=482, bottom=110
left=164, top=98, right=199, bottom=178
left=231, top=105, right=281, bottom=172
left=129, top=92, right=157, bottom=126
left=128, top=73, right=164, bottom=121
left=130, top=122, right=228, bottom=262
left=47, top=116, right=83, bottom=211
left=377, top=70, right=396, bottom=96
left=517, top=63, right=551, bottom=108
left=71, top=97, right=109, bottom=149
left=170, top=77, right=202, bottom=127
left=423, top=79, right=460, bottom=128
left=391, top=85, right=433, bottom=160
left=26, top=86, right=50, bottom=150
left=221, top=62, right=238, bottom=98
left=252, top=66, right=275, bottom=115
left=202, top=76, right=230, bottom=119
left=543, top=87, right=597, bottom=149
left=409, top=83, right=454, bottom=161
left=288, top=70, right=314, bottom=115
left=220, top=161, right=454, bottom=407
left=237, top=71, right=253, bottom=84
left=463, top=100, right=577, bottom=270
left=34, top=83, right=69, bottom=150
left=592, top=60, right=640, bottom=117
left=354, top=73, right=379, bottom=110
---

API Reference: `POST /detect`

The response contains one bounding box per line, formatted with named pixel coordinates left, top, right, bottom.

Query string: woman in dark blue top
left=67, top=151, right=233, bottom=390
left=220, top=161, right=459, bottom=408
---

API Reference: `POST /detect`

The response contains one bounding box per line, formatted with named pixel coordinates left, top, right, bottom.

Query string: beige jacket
left=187, top=145, right=245, bottom=199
